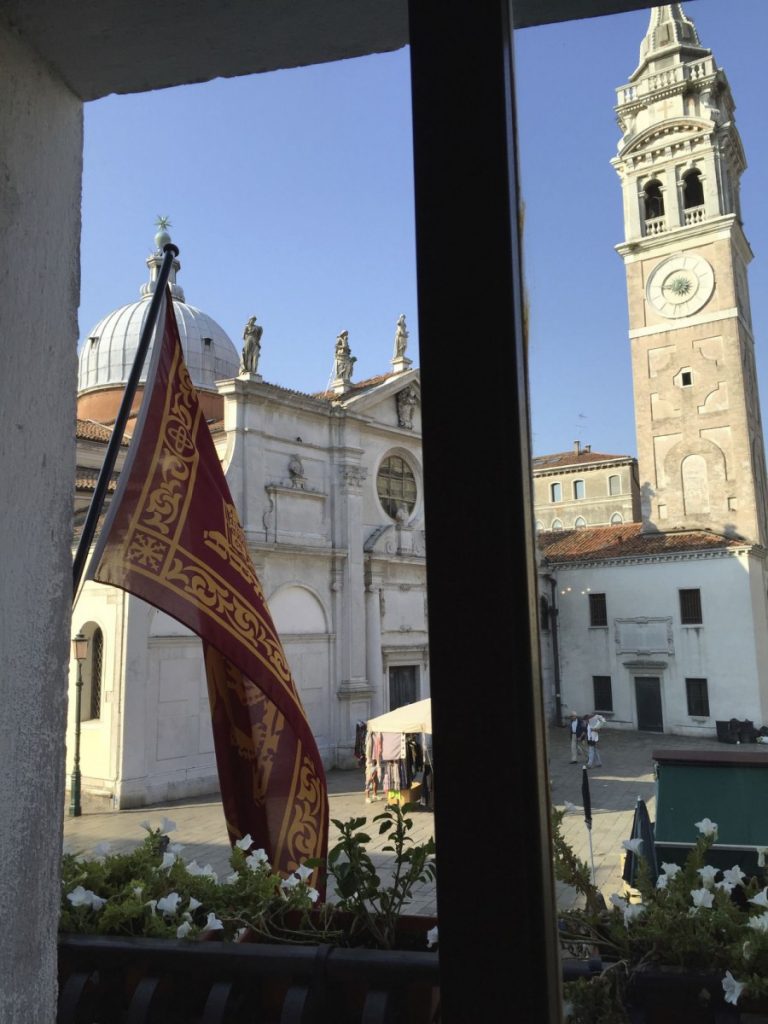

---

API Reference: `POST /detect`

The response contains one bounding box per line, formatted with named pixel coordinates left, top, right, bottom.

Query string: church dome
left=78, top=238, right=240, bottom=396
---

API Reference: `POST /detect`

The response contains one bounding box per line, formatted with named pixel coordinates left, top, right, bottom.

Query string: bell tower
left=612, top=3, right=768, bottom=546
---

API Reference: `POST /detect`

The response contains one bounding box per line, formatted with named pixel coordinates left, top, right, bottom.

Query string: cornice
left=544, top=545, right=753, bottom=571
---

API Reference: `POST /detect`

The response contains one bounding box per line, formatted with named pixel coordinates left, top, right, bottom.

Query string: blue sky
left=80, top=0, right=768, bottom=458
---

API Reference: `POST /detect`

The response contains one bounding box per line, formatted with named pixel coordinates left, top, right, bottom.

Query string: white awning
left=367, top=698, right=432, bottom=735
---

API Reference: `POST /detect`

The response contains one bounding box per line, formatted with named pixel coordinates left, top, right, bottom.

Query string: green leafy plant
left=60, top=807, right=436, bottom=951
left=317, top=802, right=437, bottom=949
left=555, top=811, right=768, bottom=1021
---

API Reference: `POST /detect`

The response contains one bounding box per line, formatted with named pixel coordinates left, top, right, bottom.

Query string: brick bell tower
left=612, top=3, right=768, bottom=546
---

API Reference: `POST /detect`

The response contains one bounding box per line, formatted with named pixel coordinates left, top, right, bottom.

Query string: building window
left=377, top=455, right=417, bottom=520
left=608, top=475, right=620, bottom=496
left=89, top=627, right=103, bottom=720
left=679, top=588, right=703, bottom=625
left=551, top=518, right=563, bottom=531
left=593, top=675, right=613, bottom=712
left=686, top=677, right=710, bottom=717
left=644, top=178, right=664, bottom=219
left=574, top=516, right=587, bottom=530
left=573, top=479, right=585, bottom=500
left=681, top=370, right=693, bottom=387
left=539, top=596, right=550, bottom=631
left=682, top=168, right=704, bottom=210
left=610, top=512, right=623, bottom=525
left=551, top=482, right=562, bottom=502
left=589, top=593, right=608, bottom=627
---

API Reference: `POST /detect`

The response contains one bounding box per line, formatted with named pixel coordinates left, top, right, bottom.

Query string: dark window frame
left=593, top=675, right=613, bottom=712
left=679, top=588, right=703, bottom=625
left=686, top=677, right=710, bottom=717
left=589, top=592, right=608, bottom=627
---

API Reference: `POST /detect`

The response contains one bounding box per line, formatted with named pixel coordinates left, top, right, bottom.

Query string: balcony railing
left=684, top=205, right=705, bottom=225
left=644, top=216, right=666, bottom=236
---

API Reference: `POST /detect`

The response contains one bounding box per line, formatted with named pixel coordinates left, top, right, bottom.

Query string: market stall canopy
left=367, top=698, right=432, bottom=735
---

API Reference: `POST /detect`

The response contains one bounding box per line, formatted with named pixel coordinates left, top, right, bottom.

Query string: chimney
left=573, top=440, right=581, bottom=455
left=584, top=444, right=591, bottom=454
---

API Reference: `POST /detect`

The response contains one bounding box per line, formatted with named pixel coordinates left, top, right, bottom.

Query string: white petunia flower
left=185, top=861, right=218, bottom=882
left=225, top=872, right=240, bottom=884
left=295, top=864, right=314, bottom=882
left=307, top=887, right=320, bottom=903
left=188, top=897, right=202, bottom=912
left=722, top=970, right=745, bottom=1006
left=156, top=892, right=182, bottom=917
left=145, top=899, right=158, bottom=915
left=67, top=886, right=105, bottom=910
left=204, top=912, right=224, bottom=932
left=160, top=851, right=176, bottom=871
left=750, top=888, right=768, bottom=908
left=715, top=880, right=734, bottom=895
left=756, top=846, right=768, bottom=868
left=281, top=875, right=300, bottom=891
left=235, top=927, right=248, bottom=942
left=246, top=849, right=270, bottom=871
left=723, top=865, right=746, bottom=888
left=656, top=874, right=669, bottom=890
left=140, top=820, right=152, bottom=832
left=426, top=926, right=439, bottom=949
left=158, top=817, right=176, bottom=833
left=235, top=834, right=253, bottom=851
left=690, top=888, right=715, bottom=910
left=609, top=893, right=627, bottom=910
left=133, top=886, right=144, bottom=898
left=748, top=913, right=768, bottom=933
left=176, top=920, right=192, bottom=938
left=695, top=818, right=718, bottom=837
left=622, top=838, right=643, bottom=854
left=661, top=862, right=682, bottom=878
left=697, top=865, right=719, bottom=888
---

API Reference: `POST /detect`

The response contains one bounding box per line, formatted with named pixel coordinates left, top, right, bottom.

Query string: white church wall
left=555, top=551, right=766, bottom=736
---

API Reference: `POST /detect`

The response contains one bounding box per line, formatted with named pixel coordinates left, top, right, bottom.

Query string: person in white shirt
left=586, top=714, right=605, bottom=768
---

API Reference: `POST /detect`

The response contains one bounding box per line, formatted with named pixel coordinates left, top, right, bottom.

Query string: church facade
left=71, top=242, right=427, bottom=807
left=538, top=4, right=768, bottom=736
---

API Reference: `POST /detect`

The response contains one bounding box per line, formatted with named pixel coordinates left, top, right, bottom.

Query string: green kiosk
left=654, top=748, right=768, bottom=872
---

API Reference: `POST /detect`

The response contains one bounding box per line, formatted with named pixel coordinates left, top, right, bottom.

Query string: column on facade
left=364, top=565, right=385, bottom=718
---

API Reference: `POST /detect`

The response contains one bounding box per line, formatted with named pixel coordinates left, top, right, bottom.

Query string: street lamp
left=69, top=632, right=88, bottom=817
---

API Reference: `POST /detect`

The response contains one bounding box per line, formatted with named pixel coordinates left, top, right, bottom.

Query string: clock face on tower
left=646, top=253, right=715, bottom=319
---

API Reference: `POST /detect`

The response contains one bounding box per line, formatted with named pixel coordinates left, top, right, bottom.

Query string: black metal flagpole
left=72, top=243, right=179, bottom=600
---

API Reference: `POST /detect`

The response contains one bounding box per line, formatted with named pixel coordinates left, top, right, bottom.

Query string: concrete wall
left=0, top=22, right=82, bottom=1022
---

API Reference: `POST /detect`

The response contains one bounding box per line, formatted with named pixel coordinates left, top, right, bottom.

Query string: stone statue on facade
left=394, top=314, right=409, bottom=359
left=333, top=330, right=356, bottom=383
left=288, top=454, right=306, bottom=489
left=396, top=383, right=419, bottom=429
left=240, top=316, right=263, bottom=375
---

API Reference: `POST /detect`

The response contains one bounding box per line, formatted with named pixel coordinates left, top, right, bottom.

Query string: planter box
left=58, top=931, right=440, bottom=1024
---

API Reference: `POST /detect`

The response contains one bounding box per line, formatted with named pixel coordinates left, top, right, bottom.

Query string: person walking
left=568, top=712, right=584, bottom=763
left=586, top=713, right=605, bottom=769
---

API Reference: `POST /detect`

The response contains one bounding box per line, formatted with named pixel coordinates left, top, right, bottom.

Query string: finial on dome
left=154, top=214, right=173, bottom=251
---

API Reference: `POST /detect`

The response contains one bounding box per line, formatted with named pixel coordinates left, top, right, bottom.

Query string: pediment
left=620, top=118, right=711, bottom=159
left=337, top=369, right=421, bottom=431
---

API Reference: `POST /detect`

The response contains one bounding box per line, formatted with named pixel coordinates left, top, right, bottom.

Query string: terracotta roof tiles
left=533, top=450, right=634, bottom=471
left=538, top=522, right=747, bottom=563
left=76, top=419, right=130, bottom=446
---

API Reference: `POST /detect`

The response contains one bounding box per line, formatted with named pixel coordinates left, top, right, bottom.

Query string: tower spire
left=635, top=3, right=708, bottom=79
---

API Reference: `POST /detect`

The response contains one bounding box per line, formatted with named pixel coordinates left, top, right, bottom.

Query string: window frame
left=679, top=588, right=703, bottom=625
left=593, top=675, right=613, bottom=712
left=573, top=478, right=585, bottom=500
left=376, top=453, right=418, bottom=521
left=589, top=592, right=608, bottom=627
left=550, top=481, right=562, bottom=502
left=685, top=677, right=710, bottom=717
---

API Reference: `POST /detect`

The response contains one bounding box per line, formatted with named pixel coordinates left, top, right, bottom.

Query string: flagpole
left=72, top=243, right=180, bottom=600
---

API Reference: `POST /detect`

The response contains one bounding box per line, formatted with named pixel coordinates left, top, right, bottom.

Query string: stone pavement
left=62, top=726, right=720, bottom=917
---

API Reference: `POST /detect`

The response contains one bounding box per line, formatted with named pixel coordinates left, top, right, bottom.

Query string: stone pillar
left=0, top=24, right=83, bottom=1022
left=364, top=568, right=385, bottom=717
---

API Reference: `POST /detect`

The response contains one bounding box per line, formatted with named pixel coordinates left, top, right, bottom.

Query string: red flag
left=88, top=290, right=328, bottom=883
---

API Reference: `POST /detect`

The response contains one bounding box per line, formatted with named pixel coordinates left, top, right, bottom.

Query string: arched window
left=88, top=627, right=103, bottom=720
left=551, top=518, right=563, bottom=531
left=573, top=479, right=585, bottom=500
left=608, top=475, right=621, bottom=496
left=550, top=482, right=562, bottom=502
left=644, top=179, right=664, bottom=220
left=610, top=512, right=624, bottom=525
left=682, top=168, right=704, bottom=210
left=574, top=516, right=587, bottom=530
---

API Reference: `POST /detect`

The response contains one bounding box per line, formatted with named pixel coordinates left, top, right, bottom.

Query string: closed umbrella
left=622, top=796, right=659, bottom=886
left=582, top=766, right=595, bottom=885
